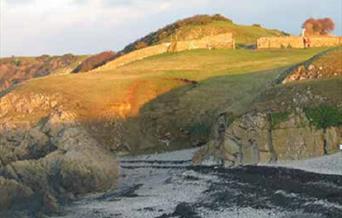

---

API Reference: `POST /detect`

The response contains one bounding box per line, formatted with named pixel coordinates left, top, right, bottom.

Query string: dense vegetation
left=305, top=105, right=342, bottom=129
left=72, top=51, right=117, bottom=73
left=0, top=54, right=86, bottom=92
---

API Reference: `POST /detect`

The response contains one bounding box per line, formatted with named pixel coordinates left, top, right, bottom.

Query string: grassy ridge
left=123, top=14, right=286, bottom=53
left=10, top=48, right=329, bottom=152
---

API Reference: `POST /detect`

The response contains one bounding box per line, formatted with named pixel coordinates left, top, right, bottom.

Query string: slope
left=0, top=54, right=87, bottom=93
left=2, top=47, right=328, bottom=153
left=122, top=14, right=287, bottom=54
left=0, top=47, right=330, bottom=215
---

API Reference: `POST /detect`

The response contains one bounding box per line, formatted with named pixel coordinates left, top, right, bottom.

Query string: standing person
left=303, top=37, right=307, bottom=48
left=306, top=37, right=311, bottom=48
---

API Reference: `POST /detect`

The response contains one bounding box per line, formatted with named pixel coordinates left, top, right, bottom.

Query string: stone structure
left=95, top=33, right=235, bottom=71
left=257, top=36, right=342, bottom=49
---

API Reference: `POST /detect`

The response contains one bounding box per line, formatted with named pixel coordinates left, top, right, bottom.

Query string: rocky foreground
left=54, top=148, right=342, bottom=218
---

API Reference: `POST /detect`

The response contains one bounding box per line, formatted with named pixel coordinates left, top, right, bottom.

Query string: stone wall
left=170, top=33, right=235, bottom=52
left=257, top=36, right=342, bottom=49
left=95, top=33, right=234, bottom=71
left=96, top=44, right=171, bottom=71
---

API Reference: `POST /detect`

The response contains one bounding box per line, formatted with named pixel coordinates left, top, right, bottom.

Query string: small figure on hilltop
left=303, top=36, right=311, bottom=48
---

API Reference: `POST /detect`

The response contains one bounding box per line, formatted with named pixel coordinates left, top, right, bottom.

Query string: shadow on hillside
left=118, top=67, right=292, bottom=155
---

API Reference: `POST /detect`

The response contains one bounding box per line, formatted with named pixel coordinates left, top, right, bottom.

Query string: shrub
left=187, top=122, right=211, bottom=138
left=11, top=57, right=21, bottom=67
left=304, top=105, right=342, bottom=129
left=271, top=111, right=290, bottom=128
left=72, top=51, right=116, bottom=73
left=134, top=41, right=148, bottom=50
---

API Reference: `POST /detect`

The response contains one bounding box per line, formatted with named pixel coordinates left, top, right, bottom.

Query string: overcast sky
left=0, top=0, right=341, bottom=57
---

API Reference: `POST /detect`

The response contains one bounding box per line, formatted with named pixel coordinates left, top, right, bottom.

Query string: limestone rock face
left=193, top=111, right=341, bottom=167
left=0, top=92, right=119, bottom=215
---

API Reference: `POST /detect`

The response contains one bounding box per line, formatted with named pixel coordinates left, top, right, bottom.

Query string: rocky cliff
left=283, top=48, right=342, bottom=83
left=193, top=51, right=342, bottom=166
left=193, top=109, right=341, bottom=167
left=0, top=92, right=119, bottom=216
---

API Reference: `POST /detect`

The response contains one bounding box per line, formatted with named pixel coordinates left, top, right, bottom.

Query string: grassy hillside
left=123, top=14, right=287, bottom=53
left=7, top=47, right=328, bottom=154
left=254, top=77, right=342, bottom=113
left=0, top=54, right=87, bottom=93
left=253, top=48, right=342, bottom=117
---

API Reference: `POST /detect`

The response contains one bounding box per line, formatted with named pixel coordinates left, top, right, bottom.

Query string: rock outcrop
left=193, top=110, right=341, bottom=167
left=283, top=48, right=342, bottom=83
left=193, top=52, right=342, bottom=166
left=0, top=92, right=119, bottom=216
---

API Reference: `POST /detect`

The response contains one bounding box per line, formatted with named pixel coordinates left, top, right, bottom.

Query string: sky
left=0, top=0, right=341, bottom=57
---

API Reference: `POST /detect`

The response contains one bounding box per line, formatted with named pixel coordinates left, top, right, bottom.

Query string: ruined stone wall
left=171, top=33, right=235, bottom=52
left=96, top=43, right=171, bottom=71
left=257, top=36, right=342, bottom=49
left=95, top=33, right=234, bottom=71
left=310, top=37, right=342, bottom=47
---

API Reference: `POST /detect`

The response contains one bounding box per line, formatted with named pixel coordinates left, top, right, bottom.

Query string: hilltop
left=122, top=14, right=287, bottom=54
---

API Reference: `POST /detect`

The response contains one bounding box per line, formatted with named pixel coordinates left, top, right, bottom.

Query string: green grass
left=109, top=48, right=326, bottom=80
left=304, top=105, right=342, bottom=129
left=157, top=21, right=284, bottom=45
left=271, top=112, right=290, bottom=128
left=9, top=47, right=330, bottom=152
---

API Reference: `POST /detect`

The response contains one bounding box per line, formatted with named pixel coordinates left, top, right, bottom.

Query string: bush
left=304, top=105, right=342, bottom=129
left=271, top=111, right=290, bottom=128
left=11, top=57, right=21, bottom=67
left=187, top=122, right=211, bottom=138
left=73, top=51, right=116, bottom=73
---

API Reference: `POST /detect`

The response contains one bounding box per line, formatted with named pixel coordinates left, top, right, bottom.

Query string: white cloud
left=1, top=0, right=186, bottom=56
left=1, top=0, right=341, bottom=57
